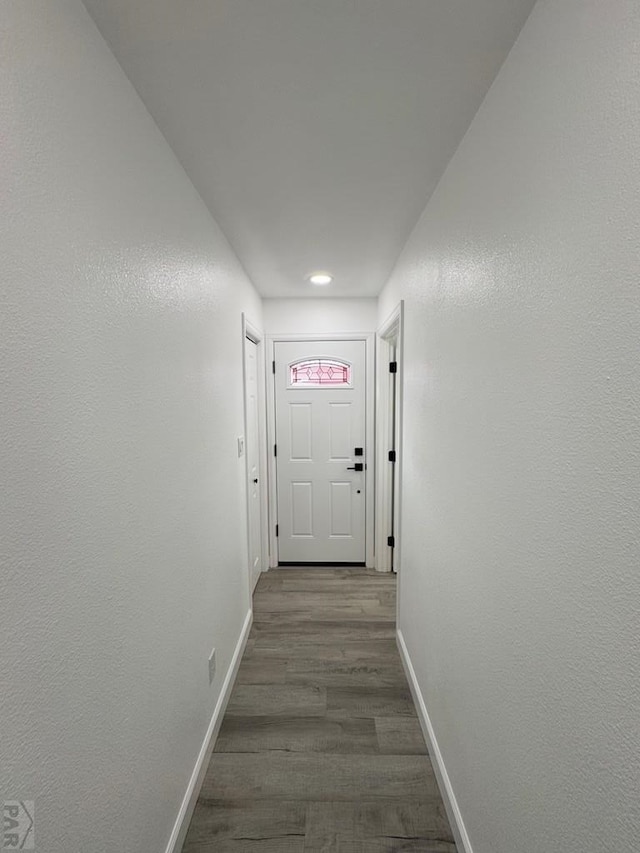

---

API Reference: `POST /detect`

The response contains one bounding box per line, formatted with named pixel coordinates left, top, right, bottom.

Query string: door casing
left=266, top=333, right=375, bottom=568
left=376, top=302, right=404, bottom=576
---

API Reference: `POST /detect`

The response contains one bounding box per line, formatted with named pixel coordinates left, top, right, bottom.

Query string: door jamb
left=375, top=302, right=404, bottom=574
left=265, top=332, right=376, bottom=569
left=242, top=314, right=268, bottom=597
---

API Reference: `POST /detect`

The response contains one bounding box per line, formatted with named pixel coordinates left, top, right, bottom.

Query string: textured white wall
left=263, top=298, right=378, bottom=334
left=0, top=3, right=262, bottom=852
left=379, top=1, right=640, bottom=851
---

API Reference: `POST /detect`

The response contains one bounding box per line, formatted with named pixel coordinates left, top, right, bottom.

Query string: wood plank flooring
left=182, top=568, right=457, bottom=853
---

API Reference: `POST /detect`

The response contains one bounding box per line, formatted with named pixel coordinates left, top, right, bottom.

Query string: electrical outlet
left=208, top=648, right=216, bottom=684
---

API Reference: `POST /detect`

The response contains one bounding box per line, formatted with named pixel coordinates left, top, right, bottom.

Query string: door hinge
left=272, top=360, right=276, bottom=374
left=388, top=450, right=396, bottom=463
left=389, top=361, right=398, bottom=374
left=276, top=524, right=279, bottom=538
left=274, top=443, right=277, bottom=457
left=387, top=535, right=395, bottom=548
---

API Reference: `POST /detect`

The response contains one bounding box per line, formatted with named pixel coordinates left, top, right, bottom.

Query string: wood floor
left=182, top=568, right=457, bottom=853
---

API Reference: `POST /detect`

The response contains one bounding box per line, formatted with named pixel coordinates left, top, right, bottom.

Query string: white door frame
left=375, top=302, right=404, bottom=574
left=266, top=332, right=376, bottom=568
left=242, top=314, right=268, bottom=596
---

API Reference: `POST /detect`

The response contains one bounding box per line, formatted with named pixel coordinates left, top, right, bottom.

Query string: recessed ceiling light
left=308, top=272, right=333, bottom=286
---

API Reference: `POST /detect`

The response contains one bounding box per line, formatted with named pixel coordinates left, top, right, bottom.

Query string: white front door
left=274, top=340, right=367, bottom=564
left=245, top=336, right=263, bottom=589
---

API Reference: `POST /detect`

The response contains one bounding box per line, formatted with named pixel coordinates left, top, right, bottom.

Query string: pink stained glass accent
left=290, top=359, right=351, bottom=386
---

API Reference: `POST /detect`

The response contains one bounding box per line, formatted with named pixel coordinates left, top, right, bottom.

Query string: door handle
left=346, top=463, right=364, bottom=471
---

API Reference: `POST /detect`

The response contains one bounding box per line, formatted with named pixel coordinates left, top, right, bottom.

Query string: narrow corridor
left=182, top=568, right=457, bottom=852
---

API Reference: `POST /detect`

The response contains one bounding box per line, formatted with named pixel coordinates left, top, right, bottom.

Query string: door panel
left=289, top=404, right=313, bottom=460
left=329, top=403, right=352, bottom=460
left=291, top=482, right=314, bottom=536
left=330, top=481, right=353, bottom=536
left=275, top=339, right=366, bottom=563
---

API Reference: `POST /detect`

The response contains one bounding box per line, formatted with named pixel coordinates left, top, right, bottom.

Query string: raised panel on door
left=274, top=339, right=366, bottom=564
left=289, top=403, right=313, bottom=461
left=329, top=481, right=353, bottom=537
left=329, top=403, right=353, bottom=461
left=291, top=481, right=313, bottom=536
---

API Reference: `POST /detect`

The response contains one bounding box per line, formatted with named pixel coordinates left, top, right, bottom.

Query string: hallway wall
left=263, top=298, right=377, bottom=335
left=0, top=3, right=261, bottom=852
left=378, top=1, right=640, bottom=851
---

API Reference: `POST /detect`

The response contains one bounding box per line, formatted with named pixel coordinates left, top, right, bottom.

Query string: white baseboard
left=396, top=628, right=473, bottom=853
left=164, top=609, right=253, bottom=853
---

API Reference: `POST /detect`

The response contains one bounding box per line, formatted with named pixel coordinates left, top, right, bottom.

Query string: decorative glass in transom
left=289, top=358, right=351, bottom=386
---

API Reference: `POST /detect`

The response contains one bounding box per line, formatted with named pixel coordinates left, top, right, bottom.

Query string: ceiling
left=82, top=0, right=536, bottom=298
